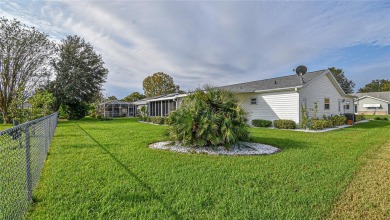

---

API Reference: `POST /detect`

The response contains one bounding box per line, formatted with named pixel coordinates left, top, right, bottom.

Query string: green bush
left=273, top=119, right=296, bottom=129
left=252, top=119, right=272, bottom=127
left=355, top=114, right=365, bottom=122
left=330, top=115, right=346, bottom=126
left=310, top=119, right=332, bottom=130
left=164, top=116, right=172, bottom=125
left=59, top=101, right=89, bottom=120
left=374, top=116, right=389, bottom=121
left=150, top=116, right=165, bottom=125
left=100, top=117, right=113, bottom=121
left=168, top=87, right=249, bottom=147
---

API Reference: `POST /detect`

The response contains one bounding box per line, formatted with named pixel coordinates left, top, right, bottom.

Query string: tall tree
left=142, top=72, right=180, bottom=97
left=122, top=92, right=146, bottom=102
left=358, top=79, right=390, bottom=92
left=0, top=17, right=54, bottom=123
left=50, top=35, right=108, bottom=119
left=328, top=67, right=355, bottom=94
left=106, top=95, right=118, bottom=101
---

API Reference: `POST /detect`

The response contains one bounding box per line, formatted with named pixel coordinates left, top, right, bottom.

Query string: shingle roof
left=218, top=70, right=327, bottom=93
left=353, top=92, right=390, bottom=102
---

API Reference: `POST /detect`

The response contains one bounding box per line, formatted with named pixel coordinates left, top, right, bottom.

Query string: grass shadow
left=74, top=122, right=182, bottom=220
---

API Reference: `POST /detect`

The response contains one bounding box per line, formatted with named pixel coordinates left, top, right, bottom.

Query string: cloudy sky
left=1, top=0, right=389, bottom=98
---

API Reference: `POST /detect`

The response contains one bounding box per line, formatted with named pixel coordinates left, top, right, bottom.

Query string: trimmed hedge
left=149, top=116, right=165, bottom=124
left=310, top=119, right=331, bottom=130
left=273, top=119, right=296, bottom=129
left=252, top=119, right=272, bottom=127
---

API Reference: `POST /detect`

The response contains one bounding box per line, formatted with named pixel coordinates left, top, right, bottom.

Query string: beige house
left=353, top=92, right=390, bottom=115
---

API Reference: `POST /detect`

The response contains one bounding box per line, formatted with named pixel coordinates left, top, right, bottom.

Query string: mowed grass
left=329, top=140, right=390, bottom=219
left=27, top=118, right=390, bottom=219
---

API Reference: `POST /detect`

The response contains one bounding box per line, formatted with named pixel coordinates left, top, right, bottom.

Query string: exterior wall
left=355, top=97, right=389, bottom=115
left=299, top=73, right=354, bottom=118
left=236, top=91, right=300, bottom=123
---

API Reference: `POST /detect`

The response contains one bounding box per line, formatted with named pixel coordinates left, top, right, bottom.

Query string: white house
left=136, top=69, right=355, bottom=124
left=219, top=69, right=356, bottom=123
left=353, top=92, right=390, bottom=115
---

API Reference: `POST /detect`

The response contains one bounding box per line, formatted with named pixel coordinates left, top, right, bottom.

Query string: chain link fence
left=0, top=112, right=58, bottom=220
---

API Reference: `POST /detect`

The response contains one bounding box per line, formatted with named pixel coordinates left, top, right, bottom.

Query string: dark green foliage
left=59, top=102, right=89, bottom=120
left=168, top=87, right=249, bottom=147
left=273, top=119, right=296, bottom=129
left=310, top=119, right=332, bottom=130
left=358, top=79, right=390, bottom=92
left=252, top=119, right=272, bottom=127
left=100, top=117, right=113, bottom=121
left=50, top=35, right=108, bottom=119
left=328, top=67, right=355, bottom=94
left=374, top=116, right=389, bottom=121
left=122, top=92, right=146, bottom=102
left=355, top=114, right=366, bottom=122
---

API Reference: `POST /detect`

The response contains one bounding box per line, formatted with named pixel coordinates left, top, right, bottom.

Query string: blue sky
left=1, top=0, right=389, bottom=98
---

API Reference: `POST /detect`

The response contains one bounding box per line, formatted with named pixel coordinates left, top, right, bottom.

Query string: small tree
left=0, top=17, right=54, bottom=123
left=168, top=87, right=249, bottom=148
left=299, top=102, right=309, bottom=129
left=143, top=72, right=180, bottom=97
left=29, top=90, right=56, bottom=119
left=122, top=92, right=146, bottom=102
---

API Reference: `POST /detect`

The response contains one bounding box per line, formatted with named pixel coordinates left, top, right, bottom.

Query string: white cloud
left=1, top=0, right=389, bottom=97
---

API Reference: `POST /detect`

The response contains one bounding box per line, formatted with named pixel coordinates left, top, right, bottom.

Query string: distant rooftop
left=352, top=91, right=390, bottom=102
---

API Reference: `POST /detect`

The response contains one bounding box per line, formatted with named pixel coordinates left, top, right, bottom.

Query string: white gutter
left=254, top=86, right=302, bottom=93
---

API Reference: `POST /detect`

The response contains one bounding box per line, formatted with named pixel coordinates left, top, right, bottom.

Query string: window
left=344, top=104, right=350, bottom=110
left=250, top=98, right=257, bottom=105
left=324, top=98, right=330, bottom=110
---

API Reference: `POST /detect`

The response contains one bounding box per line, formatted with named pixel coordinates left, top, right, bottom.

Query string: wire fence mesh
left=0, top=112, right=58, bottom=220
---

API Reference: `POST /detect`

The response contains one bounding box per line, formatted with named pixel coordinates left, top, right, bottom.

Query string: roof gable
left=353, top=92, right=390, bottom=102
left=218, top=70, right=327, bottom=93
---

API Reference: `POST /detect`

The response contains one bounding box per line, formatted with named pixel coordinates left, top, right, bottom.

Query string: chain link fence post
left=24, top=124, right=32, bottom=203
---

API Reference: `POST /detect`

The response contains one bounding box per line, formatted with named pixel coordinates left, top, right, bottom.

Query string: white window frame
left=324, top=98, right=330, bottom=110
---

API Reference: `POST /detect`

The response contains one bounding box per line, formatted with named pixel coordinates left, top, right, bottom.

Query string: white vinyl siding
left=300, top=73, right=354, bottom=118
left=236, top=91, right=300, bottom=124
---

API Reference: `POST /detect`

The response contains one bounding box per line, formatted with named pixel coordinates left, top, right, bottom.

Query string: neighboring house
left=352, top=92, right=390, bottom=115
left=97, top=100, right=135, bottom=117
left=218, top=69, right=355, bottom=124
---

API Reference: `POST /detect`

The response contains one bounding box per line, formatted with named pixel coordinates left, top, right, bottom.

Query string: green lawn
left=0, top=124, right=13, bottom=131
left=27, top=118, right=390, bottom=219
left=364, top=115, right=390, bottom=120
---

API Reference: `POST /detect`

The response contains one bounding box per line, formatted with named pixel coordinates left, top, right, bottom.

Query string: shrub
left=100, top=117, right=113, bottom=121
left=355, top=114, right=365, bottom=122
left=150, top=116, right=165, bottom=125
left=59, top=101, right=89, bottom=120
left=273, top=119, right=296, bottom=129
left=330, top=115, right=347, bottom=126
left=164, top=116, right=172, bottom=125
left=374, top=116, right=389, bottom=121
left=252, top=119, right=272, bottom=127
left=310, top=119, right=332, bottom=130
left=168, top=87, right=249, bottom=147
